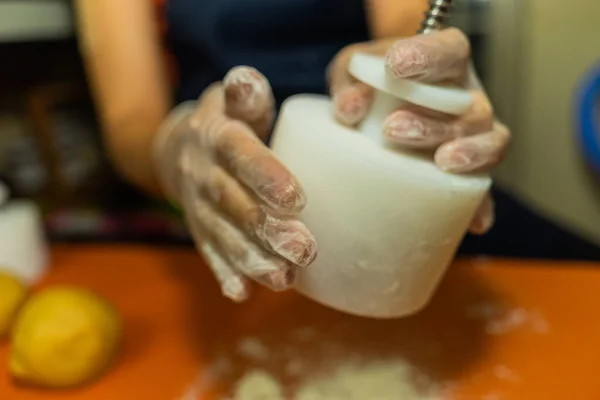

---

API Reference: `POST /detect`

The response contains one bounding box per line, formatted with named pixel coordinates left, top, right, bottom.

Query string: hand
left=153, top=67, right=317, bottom=301
left=327, top=28, right=511, bottom=235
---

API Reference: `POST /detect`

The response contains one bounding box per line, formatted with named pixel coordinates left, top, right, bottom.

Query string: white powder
left=529, top=311, right=550, bottom=334
left=481, top=393, right=502, bottom=400
left=486, top=307, right=529, bottom=335
left=237, top=337, right=270, bottom=361
left=465, top=302, right=504, bottom=320
left=233, top=370, right=285, bottom=400
left=493, top=365, right=520, bottom=383
left=233, top=360, right=442, bottom=400
left=465, top=302, right=550, bottom=335
left=177, top=357, right=232, bottom=400
left=291, top=327, right=318, bottom=342
left=178, top=326, right=464, bottom=400
left=284, top=358, right=306, bottom=377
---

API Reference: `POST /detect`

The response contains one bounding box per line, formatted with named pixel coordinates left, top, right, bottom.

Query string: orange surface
left=1, top=245, right=600, bottom=399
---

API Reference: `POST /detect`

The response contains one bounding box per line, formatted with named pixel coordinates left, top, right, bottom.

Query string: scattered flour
left=284, top=358, right=306, bottom=377
left=177, top=357, right=232, bottom=400
left=294, top=360, right=441, bottom=400
left=481, top=393, right=502, bottom=400
left=465, top=302, right=550, bottom=335
left=237, top=337, right=270, bottom=361
left=181, top=318, right=534, bottom=400
left=233, top=370, right=285, bottom=400
left=528, top=311, right=550, bottom=334
left=291, top=327, right=318, bottom=342
left=493, top=365, right=520, bottom=383
left=486, top=307, right=529, bottom=335
left=233, top=360, right=442, bottom=400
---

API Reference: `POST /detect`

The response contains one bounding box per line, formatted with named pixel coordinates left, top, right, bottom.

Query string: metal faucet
left=418, top=0, right=454, bottom=34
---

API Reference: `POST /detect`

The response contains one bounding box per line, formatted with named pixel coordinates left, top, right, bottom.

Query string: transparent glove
left=154, top=67, right=317, bottom=302
left=328, top=28, right=511, bottom=234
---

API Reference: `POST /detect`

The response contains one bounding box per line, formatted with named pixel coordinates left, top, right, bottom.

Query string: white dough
left=270, top=54, right=490, bottom=318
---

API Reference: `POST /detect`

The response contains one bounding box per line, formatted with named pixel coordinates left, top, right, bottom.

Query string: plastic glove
left=328, top=28, right=511, bottom=235
left=153, top=67, right=317, bottom=302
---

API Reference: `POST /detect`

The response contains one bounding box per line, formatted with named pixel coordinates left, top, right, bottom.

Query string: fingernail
left=481, top=210, right=495, bottom=232
left=259, top=182, right=306, bottom=213
left=333, top=85, right=371, bottom=126
left=385, top=40, right=429, bottom=80
left=253, top=169, right=306, bottom=212
left=469, top=209, right=495, bottom=235
left=436, top=145, right=482, bottom=173
left=383, top=112, right=425, bottom=142
left=274, top=236, right=317, bottom=267
left=259, top=216, right=318, bottom=267
left=257, top=268, right=297, bottom=291
left=224, top=66, right=270, bottom=120
left=222, top=277, right=250, bottom=302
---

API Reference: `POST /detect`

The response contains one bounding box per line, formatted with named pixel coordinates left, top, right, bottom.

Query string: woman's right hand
left=153, top=67, right=317, bottom=302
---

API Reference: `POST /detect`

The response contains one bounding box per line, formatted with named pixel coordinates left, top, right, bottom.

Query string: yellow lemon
left=0, top=271, right=28, bottom=337
left=10, top=286, right=122, bottom=388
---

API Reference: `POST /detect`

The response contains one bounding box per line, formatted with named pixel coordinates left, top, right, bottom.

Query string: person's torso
left=164, top=0, right=369, bottom=105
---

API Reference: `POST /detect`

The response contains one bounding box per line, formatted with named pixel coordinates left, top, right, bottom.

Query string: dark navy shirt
left=165, top=0, right=369, bottom=106
left=164, top=0, right=600, bottom=260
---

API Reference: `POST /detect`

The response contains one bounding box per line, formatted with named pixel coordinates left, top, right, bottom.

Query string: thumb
left=224, top=66, right=275, bottom=141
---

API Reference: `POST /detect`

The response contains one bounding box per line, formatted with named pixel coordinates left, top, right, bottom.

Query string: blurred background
left=0, top=0, right=599, bottom=253
left=0, top=0, right=188, bottom=243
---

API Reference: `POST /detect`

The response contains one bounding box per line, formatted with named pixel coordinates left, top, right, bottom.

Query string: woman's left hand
left=327, top=28, right=511, bottom=235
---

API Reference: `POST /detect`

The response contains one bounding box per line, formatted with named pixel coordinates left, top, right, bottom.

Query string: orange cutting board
left=1, top=245, right=600, bottom=399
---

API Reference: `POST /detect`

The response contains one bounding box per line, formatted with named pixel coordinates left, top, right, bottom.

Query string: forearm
left=74, top=0, right=171, bottom=197
left=102, top=110, right=166, bottom=196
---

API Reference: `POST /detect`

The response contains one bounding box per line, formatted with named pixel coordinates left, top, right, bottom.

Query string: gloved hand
left=328, top=28, right=511, bottom=234
left=153, top=67, right=317, bottom=302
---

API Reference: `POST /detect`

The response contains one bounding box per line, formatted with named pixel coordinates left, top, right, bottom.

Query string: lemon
left=10, top=286, right=122, bottom=388
left=0, top=271, right=28, bottom=337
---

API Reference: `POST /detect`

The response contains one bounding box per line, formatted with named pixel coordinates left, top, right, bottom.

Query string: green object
left=160, top=200, right=182, bottom=216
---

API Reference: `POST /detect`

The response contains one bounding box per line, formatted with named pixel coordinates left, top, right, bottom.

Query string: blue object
left=575, top=61, right=600, bottom=173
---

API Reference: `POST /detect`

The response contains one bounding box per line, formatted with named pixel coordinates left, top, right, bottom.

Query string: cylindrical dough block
left=271, top=95, right=491, bottom=318
left=0, top=201, right=49, bottom=284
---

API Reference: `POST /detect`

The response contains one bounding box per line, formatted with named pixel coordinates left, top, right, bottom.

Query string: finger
left=333, top=82, right=374, bottom=127
left=223, top=66, right=275, bottom=141
left=200, top=164, right=317, bottom=267
left=328, top=41, right=393, bottom=127
left=383, top=90, right=493, bottom=148
left=213, top=119, right=306, bottom=214
left=182, top=175, right=251, bottom=301
left=434, top=121, right=511, bottom=173
left=468, top=193, right=495, bottom=235
left=198, top=242, right=251, bottom=302
left=385, top=28, right=470, bottom=84
left=182, top=182, right=297, bottom=291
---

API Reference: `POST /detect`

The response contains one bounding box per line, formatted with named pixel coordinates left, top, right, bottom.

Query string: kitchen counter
left=1, top=245, right=600, bottom=399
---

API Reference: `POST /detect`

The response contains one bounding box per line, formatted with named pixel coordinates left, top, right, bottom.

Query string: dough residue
left=465, top=301, right=550, bottom=335
left=233, top=360, right=441, bottom=400
left=233, top=370, right=285, bottom=400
